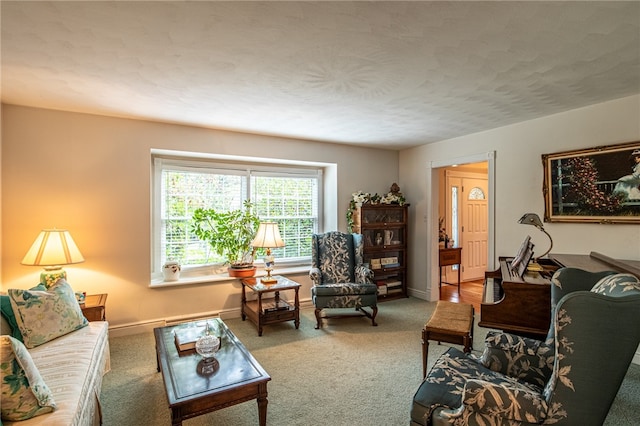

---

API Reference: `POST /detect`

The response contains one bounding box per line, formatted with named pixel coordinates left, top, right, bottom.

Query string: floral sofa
left=411, top=268, right=640, bottom=426
left=1, top=279, right=110, bottom=425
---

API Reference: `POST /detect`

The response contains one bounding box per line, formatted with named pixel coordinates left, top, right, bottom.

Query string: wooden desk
left=439, top=247, right=462, bottom=294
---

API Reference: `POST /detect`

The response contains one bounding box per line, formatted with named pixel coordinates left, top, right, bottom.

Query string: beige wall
left=1, top=105, right=399, bottom=334
left=3, top=96, right=639, bottom=339
left=399, top=94, right=640, bottom=302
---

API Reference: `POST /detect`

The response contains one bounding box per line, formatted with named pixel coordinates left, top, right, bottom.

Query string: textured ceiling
left=2, top=1, right=639, bottom=149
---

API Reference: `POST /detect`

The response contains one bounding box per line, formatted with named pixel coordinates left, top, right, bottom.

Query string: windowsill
left=149, top=265, right=310, bottom=288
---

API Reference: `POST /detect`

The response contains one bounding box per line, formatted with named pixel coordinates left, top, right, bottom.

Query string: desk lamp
left=21, top=229, right=85, bottom=287
left=251, top=222, right=285, bottom=284
left=518, top=213, right=553, bottom=261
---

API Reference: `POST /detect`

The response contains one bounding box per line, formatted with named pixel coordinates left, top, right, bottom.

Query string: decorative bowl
left=195, top=334, right=220, bottom=361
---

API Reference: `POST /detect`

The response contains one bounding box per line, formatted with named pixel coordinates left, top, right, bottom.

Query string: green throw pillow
left=0, top=335, right=56, bottom=421
left=8, top=279, right=88, bottom=349
left=1, top=284, right=47, bottom=342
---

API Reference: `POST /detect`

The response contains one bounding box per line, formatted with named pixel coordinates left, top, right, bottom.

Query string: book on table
left=174, top=326, right=206, bottom=352
left=262, top=299, right=290, bottom=313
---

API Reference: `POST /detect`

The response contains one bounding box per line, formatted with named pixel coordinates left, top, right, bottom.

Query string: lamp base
left=260, top=275, right=278, bottom=284
left=40, top=268, right=67, bottom=288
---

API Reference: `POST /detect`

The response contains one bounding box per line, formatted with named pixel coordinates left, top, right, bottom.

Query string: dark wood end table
left=80, top=293, right=107, bottom=321
left=154, top=318, right=271, bottom=426
left=439, top=247, right=462, bottom=294
left=241, top=275, right=301, bottom=336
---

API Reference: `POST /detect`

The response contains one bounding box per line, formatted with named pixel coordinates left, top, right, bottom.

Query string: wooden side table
left=241, top=276, right=300, bottom=336
left=80, top=293, right=108, bottom=321
left=439, top=247, right=462, bottom=294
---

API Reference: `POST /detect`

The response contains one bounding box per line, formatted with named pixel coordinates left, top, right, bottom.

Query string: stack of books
left=371, top=257, right=400, bottom=270
left=380, top=257, right=400, bottom=269
left=376, top=279, right=403, bottom=295
left=376, top=280, right=388, bottom=295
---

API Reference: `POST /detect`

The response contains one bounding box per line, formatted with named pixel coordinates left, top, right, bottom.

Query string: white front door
left=445, top=170, right=488, bottom=282
left=460, top=177, right=489, bottom=280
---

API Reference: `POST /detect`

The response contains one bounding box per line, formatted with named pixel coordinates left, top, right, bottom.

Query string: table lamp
left=251, top=222, right=285, bottom=284
left=21, top=229, right=85, bottom=287
left=518, top=213, right=553, bottom=261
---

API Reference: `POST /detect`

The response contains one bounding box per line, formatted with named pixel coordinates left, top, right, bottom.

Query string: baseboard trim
left=108, top=298, right=315, bottom=338
left=408, top=288, right=429, bottom=301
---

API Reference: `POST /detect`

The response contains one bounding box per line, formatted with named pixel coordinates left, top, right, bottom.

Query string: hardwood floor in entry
left=439, top=279, right=484, bottom=313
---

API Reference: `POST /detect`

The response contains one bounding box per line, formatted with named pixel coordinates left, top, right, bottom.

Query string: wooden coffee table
left=154, top=318, right=271, bottom=425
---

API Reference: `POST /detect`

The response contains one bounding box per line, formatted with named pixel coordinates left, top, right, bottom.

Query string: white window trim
left=150, top=149, right=329, bottom=287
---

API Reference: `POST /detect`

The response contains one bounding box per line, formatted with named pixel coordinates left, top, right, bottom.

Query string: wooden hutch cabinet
left=352, top=204, right=409, bottom=300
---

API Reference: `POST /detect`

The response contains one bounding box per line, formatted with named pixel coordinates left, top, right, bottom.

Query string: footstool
left=422, top=300, right=474, bottom=378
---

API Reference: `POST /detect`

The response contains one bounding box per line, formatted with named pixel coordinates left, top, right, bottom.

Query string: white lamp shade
left=251, top=223, right=285, bottom=249
left=21, top=229, right=85, bottom=266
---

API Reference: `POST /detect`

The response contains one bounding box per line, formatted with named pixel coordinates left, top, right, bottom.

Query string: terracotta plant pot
left=227, top=266, right=257, bottom=278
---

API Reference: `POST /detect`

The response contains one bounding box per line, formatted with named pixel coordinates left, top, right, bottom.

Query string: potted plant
left=191, top=200, right=261, bottom=277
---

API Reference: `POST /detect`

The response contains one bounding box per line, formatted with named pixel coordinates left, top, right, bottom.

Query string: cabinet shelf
left=352, top=204, right=409, bottom=300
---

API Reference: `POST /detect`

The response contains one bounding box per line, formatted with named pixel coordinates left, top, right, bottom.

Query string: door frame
left=425, top=151, right=496, bottom=302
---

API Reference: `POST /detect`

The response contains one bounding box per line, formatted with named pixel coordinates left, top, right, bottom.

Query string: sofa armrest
left=479, top=331, right=553, bottom=387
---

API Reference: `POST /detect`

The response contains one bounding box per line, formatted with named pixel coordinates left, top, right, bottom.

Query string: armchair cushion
left=412, top=348, right=544, bottom=425
left=312, top=283, right=378, bottom=296
left=480, top=331, right=554, bottom=387
left=463, top=379, right=547, bottom=423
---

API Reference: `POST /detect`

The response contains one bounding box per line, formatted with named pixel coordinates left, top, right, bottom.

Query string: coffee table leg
left=171, top=408, right=183, bottom=426
left=257, top=397, right=268, bottom=426
left=257, top=383, right=268, bottom=426
left=294, top=287, right=300, bottom=329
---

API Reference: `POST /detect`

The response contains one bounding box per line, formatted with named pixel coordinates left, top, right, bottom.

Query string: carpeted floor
left=101, top=297, right=639, bottom=425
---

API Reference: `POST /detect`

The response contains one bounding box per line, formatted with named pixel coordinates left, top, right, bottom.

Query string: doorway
left=427, top=152, right=495, bottom=302
left=444, top=168, right=488, bottom=282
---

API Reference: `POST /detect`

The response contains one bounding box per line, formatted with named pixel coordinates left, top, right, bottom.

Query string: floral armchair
left=310, top=231, right=378, bottom=329
left=411, top=268, right=640, bottom=426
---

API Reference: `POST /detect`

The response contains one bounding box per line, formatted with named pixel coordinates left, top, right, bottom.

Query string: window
left=251, top=174, right=318, bottom=260
left=153, top=155, right=322, bottom=278
left=451, top=185, right=459, bottom=249
left=468, top=187, right=485, bottom=200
